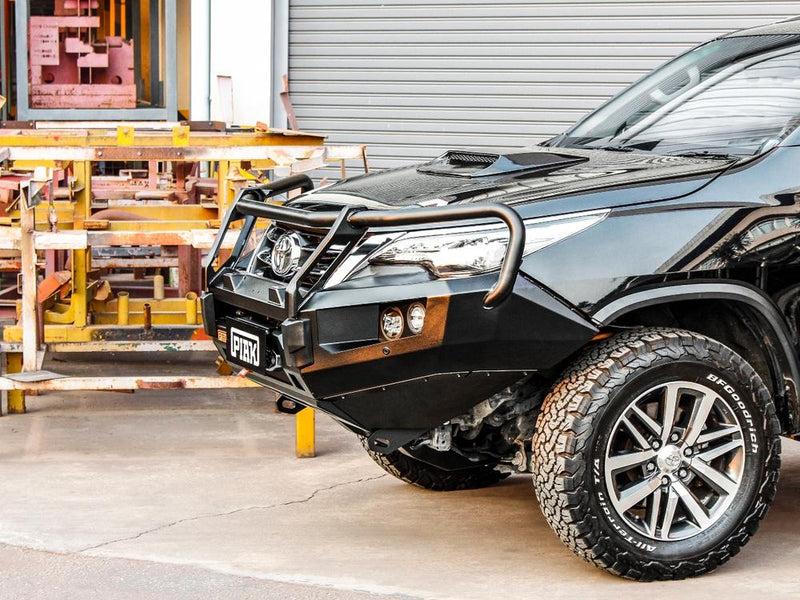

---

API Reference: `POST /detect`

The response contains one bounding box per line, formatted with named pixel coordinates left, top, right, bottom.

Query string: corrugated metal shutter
left=288, top=1, right=800, bottom=172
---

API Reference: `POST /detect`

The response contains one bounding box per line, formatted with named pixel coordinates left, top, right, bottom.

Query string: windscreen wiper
left=668, top=150, right=740, bottom=160
left=595, top=144, right=636, bottom=152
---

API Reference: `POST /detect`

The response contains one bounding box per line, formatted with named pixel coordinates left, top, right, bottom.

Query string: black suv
left=202, top=20, right=800, bottom=580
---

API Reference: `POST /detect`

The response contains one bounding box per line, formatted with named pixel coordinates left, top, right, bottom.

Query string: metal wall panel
left=288, top=1, right=800, bottom=172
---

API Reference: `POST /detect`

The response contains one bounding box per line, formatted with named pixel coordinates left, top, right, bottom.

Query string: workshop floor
left=1, top=355, right=799, bottom=599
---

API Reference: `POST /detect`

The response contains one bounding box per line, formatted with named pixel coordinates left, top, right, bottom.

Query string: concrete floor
left=1, top=354, right=800, bottom=599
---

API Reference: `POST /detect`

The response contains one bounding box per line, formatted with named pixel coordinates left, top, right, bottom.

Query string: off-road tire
left=361, top=437, right=508, bottom=491
left=531, top=327, right=781, bottom=581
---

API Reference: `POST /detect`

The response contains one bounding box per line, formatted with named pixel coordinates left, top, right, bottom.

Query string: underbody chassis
left=201, top=175, right=598, bottom=460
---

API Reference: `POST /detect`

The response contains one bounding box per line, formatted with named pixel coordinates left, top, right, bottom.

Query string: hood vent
left=417, top=149, right=588, bottom=178
left=445, top=151, right=498, bottom=167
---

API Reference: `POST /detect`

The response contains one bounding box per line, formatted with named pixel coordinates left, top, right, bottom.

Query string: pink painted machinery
left=29, top=0, right=135, bottom=109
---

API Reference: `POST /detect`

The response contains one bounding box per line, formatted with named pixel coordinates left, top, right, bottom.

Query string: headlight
left=367, top=209, right=608, bottom=278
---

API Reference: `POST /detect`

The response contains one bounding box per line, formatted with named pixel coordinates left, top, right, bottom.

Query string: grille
left=298, top=240, right=347, bottom=288
left=248, top=226, right=345, bottom=289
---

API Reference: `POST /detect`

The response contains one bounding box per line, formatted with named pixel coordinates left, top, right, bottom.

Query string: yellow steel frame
left=0, top=124, right=326, bottom=457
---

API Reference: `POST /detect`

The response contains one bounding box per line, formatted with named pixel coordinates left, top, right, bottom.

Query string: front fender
left=592, top=280, right=800, bottom=435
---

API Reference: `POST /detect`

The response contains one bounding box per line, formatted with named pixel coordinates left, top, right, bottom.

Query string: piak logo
left=229, top=327, right=260, bottom=366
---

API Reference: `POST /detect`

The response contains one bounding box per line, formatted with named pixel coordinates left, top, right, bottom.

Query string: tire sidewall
left=587, top=357, right=768, bottom=563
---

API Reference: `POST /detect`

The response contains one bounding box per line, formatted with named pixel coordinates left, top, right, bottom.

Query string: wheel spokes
left=660, top=382, right=682, bottom=444
left=606, top=448, right=656, bottom=474
left=620, top=415, right=651, bottom=450
left=696, top=424, right=740, bottom=445
left=631, top=405, right=662, bottom=437
left=684, top=391, right=719, bottom=446
left=659, top=488, right=680, bottom=540
left=616, top=476, right=662, bottom=513
left=647, top=486, right=663, bottom=535
left=673, top=480, right=712, bottom=529
left=697, top=438, right=743, bottom=462
left=690, top=458, right=739, bottom=496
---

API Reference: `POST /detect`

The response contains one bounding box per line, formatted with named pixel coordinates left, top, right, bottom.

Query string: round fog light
left=380, top=307, right=404, bottom=340
left=406, top=302, right=426, bottom=335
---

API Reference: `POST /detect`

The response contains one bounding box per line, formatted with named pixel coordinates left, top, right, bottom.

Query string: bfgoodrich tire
left=361, top=437, right=507, bottom=491
left=531, top=328, right=780, bottom=581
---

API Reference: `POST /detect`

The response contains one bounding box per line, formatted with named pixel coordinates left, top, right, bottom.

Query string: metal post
left=117, top=291, right=130, bottom=325
left=271, top=0, right=290, bottom=129
left=164, top=0, right=178, bottom=119
left=216, top=160, right=230, bottom=214
left=15, top=0, right=30, bottom=120
left=72, top=161, right=92, bottom=327
left=6, top=353, right=24, bottom=414
left=0, top=0, right=7, bottom=120
left=295, top=408, right=316, bottom=458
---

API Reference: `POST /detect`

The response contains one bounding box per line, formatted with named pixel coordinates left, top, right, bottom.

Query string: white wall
left=190, top=0, right=272, bottom=124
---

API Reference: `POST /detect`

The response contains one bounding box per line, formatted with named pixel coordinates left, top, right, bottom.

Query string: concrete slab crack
left=77, top=473, right=388, bottom=553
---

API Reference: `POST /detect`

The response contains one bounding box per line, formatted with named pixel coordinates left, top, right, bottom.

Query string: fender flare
left=592, top=281, right=800, bottom=434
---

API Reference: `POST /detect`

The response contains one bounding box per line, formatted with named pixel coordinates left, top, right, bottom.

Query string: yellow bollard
left=295, top=408, right=316, bottom=458
left=117, top=291, right=130, bottom=325
left=185, top=292, right=198, bottom=325
left=6, top=352, right=25, bottom=414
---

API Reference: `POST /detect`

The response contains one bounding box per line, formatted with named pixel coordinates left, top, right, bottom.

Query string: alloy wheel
left=604, top=381, right=746, bottom=541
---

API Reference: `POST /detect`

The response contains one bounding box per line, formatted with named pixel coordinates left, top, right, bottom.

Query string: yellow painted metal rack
left=0, top=122, right=367, bottom=458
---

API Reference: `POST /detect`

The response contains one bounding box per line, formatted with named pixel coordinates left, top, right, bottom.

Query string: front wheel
left=531, top=328, right=780, bottom=580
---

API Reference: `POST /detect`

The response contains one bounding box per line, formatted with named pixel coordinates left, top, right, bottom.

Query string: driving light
left=368, top=209, right=608, bottom=278
left=406, top=302, right=426, bottom=335
left=380, top=307, right=404, bottom=340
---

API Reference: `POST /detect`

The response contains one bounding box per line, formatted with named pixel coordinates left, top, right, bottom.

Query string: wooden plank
left=87, top=229, right=238, bottom=249
left=0, top=375, right=260, bottom=391
left=0, top=227, right=21, bottom=250
left=91, top=257, right=178, bottom=268
left=20, top=196, right=38, bottom=371
left=34, top=230, right=88, bottom=250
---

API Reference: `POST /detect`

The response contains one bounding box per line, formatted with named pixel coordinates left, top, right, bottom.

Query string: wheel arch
left=592, top=281, right=800, bottom=435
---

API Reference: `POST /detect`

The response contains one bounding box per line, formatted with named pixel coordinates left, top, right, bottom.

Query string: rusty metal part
left=142, top=303, right=152, bottom=330
left=0, top=123, right=366, bottom=416
left=280, top=74, right=299, bottom=131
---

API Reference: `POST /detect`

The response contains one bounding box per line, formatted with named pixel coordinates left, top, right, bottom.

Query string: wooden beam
left=19, top=192, right=37, bottom=372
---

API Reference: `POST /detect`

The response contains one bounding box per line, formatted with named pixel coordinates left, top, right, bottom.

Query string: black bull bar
left=204, top=173, right=526, bottom=316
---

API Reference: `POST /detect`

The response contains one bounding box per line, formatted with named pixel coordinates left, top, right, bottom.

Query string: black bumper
left=203, top=271, right=597, bottom=434
left=202, top=178, right=598, bottom=438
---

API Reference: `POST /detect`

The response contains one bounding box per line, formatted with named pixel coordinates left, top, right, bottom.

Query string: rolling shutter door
left=288, top=1, right=800, bottom=172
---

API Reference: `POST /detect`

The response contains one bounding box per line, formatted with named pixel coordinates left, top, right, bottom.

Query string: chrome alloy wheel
left=604, top=381, right=746, bottom=541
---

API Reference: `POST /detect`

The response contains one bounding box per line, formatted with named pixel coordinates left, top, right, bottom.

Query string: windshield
left=549, top=34, right=800, bottom=158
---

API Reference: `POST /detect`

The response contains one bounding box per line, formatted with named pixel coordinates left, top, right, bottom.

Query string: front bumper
left=202, top=177, right=598, bottom=438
